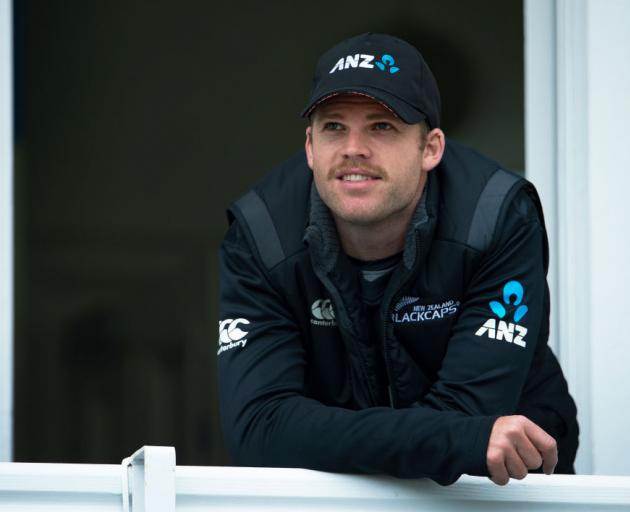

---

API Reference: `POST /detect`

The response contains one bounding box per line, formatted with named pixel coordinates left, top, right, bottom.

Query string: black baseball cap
left=301, top=33, right=441, bottom=128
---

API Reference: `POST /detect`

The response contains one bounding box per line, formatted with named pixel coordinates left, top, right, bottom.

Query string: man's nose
left=341, top=130, right=371, bottom=159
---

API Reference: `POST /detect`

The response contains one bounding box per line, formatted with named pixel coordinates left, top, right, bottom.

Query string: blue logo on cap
left=489, top=280, right=529, bottom=322
left=375, top=54, right=400, bottom=74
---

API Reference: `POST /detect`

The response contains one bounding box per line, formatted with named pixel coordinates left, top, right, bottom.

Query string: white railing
left=1, top=446, right=629, bottom=511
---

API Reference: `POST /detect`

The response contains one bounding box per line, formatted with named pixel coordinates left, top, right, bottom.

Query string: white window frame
left=525, top=0, right=593, bottom=474
left=526, top=0, right=630, bottom=476
left=0, top=0, right=14, bottom=463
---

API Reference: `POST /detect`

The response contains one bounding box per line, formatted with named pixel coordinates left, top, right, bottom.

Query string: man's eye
left=373, top=122, right=393, bottom=131
left=323, top=122, right=343, bottom=131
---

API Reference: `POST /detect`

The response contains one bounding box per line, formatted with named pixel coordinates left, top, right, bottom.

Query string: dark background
left=13, top=0, right=524, bottom=465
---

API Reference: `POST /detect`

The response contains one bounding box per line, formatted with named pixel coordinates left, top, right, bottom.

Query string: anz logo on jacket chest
left=475, top=281, right=528, bottom=348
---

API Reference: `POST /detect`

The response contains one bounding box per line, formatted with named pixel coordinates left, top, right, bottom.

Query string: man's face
left=305, top=95, right=428, bottom=227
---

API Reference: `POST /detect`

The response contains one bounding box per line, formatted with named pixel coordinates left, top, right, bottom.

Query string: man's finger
left=505, top=449, right=528, bottom=480
left=487, top=448, right=510, bottom=486
left=524, top=420, right=558, bottom=474
left=515, top=435, right=543, bottom=470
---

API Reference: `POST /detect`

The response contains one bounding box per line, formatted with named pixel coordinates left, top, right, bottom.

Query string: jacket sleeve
left=217, top=220, right=496, bottom=485
left=420, top=189, right=569, bottom=424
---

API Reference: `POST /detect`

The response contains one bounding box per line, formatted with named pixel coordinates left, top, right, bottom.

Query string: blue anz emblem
left=375, top=54, right=400, bottom=74
left=489, top=280, right=529, bottom=322
left=475, top=280, right=529, bottom=348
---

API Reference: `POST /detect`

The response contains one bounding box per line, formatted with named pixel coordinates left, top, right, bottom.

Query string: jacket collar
left=304, top=171, right=438, bottom=273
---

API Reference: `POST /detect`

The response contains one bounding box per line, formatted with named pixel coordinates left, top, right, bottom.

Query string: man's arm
left=217, top=220, right=495, bottom=485
left=418, top=189, right=572, bottom=479
left=421, top=190, right=546, bottom=415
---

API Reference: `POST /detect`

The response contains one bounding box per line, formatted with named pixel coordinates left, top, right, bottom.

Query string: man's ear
left=305, top=125, right=314, bottom=170
left=421, top=128, right=446, bottom=172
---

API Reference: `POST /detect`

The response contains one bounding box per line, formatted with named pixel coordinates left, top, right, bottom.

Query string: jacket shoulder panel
left=228, top=151, right=312, bottom=270
left=436, top=139, right=527, bottom=252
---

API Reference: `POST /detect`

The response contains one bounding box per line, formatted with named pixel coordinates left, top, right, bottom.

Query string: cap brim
left=301, top=86, right=426, bottom=125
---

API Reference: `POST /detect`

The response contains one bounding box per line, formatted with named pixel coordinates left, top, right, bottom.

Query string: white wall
left=525, top=0, right=630, bottom=475
left=0, top=0, right=14, bottom=463
left=586, top=0, right=630, bottom=476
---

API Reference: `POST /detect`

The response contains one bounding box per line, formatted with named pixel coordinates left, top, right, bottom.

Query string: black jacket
left=218, top=140, right=578, bottom=485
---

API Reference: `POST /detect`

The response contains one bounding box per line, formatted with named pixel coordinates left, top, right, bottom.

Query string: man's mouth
left=335, top=166, right=383, bottom=182
left=340, top=174, right=379, bottom=182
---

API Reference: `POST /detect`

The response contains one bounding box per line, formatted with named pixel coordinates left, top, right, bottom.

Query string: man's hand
left=487, top=415, right=558, bottom=485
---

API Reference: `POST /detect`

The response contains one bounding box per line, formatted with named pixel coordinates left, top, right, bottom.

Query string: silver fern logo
left=394, top=296, right=420, bottom=312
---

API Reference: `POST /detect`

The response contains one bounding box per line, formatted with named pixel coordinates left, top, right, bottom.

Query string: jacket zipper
left=382, top=300, right=397, bottom=408
left=381, top=236, right=424, bottom=409
left=320, top=275, right=380, bottom=407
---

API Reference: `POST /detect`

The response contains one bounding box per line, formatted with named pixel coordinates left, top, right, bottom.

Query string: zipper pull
left=388, top=385, right=394, bottom=408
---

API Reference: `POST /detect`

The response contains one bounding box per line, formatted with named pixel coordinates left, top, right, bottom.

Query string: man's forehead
left=313, top=94, right=399, bottom=119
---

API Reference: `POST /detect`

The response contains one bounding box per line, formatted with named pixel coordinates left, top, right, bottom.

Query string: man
left=217, top=33, right=578, bottom=486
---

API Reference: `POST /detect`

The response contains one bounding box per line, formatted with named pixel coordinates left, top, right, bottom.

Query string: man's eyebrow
left=316, top=111, right=344, bottom=120
left=316, top=111, right=398, bottom=121
left=365, top=112, right=398, bottom=120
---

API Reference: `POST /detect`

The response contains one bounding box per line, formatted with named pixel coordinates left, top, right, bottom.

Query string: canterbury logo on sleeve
left=218, top=318, right=250, bottom=355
